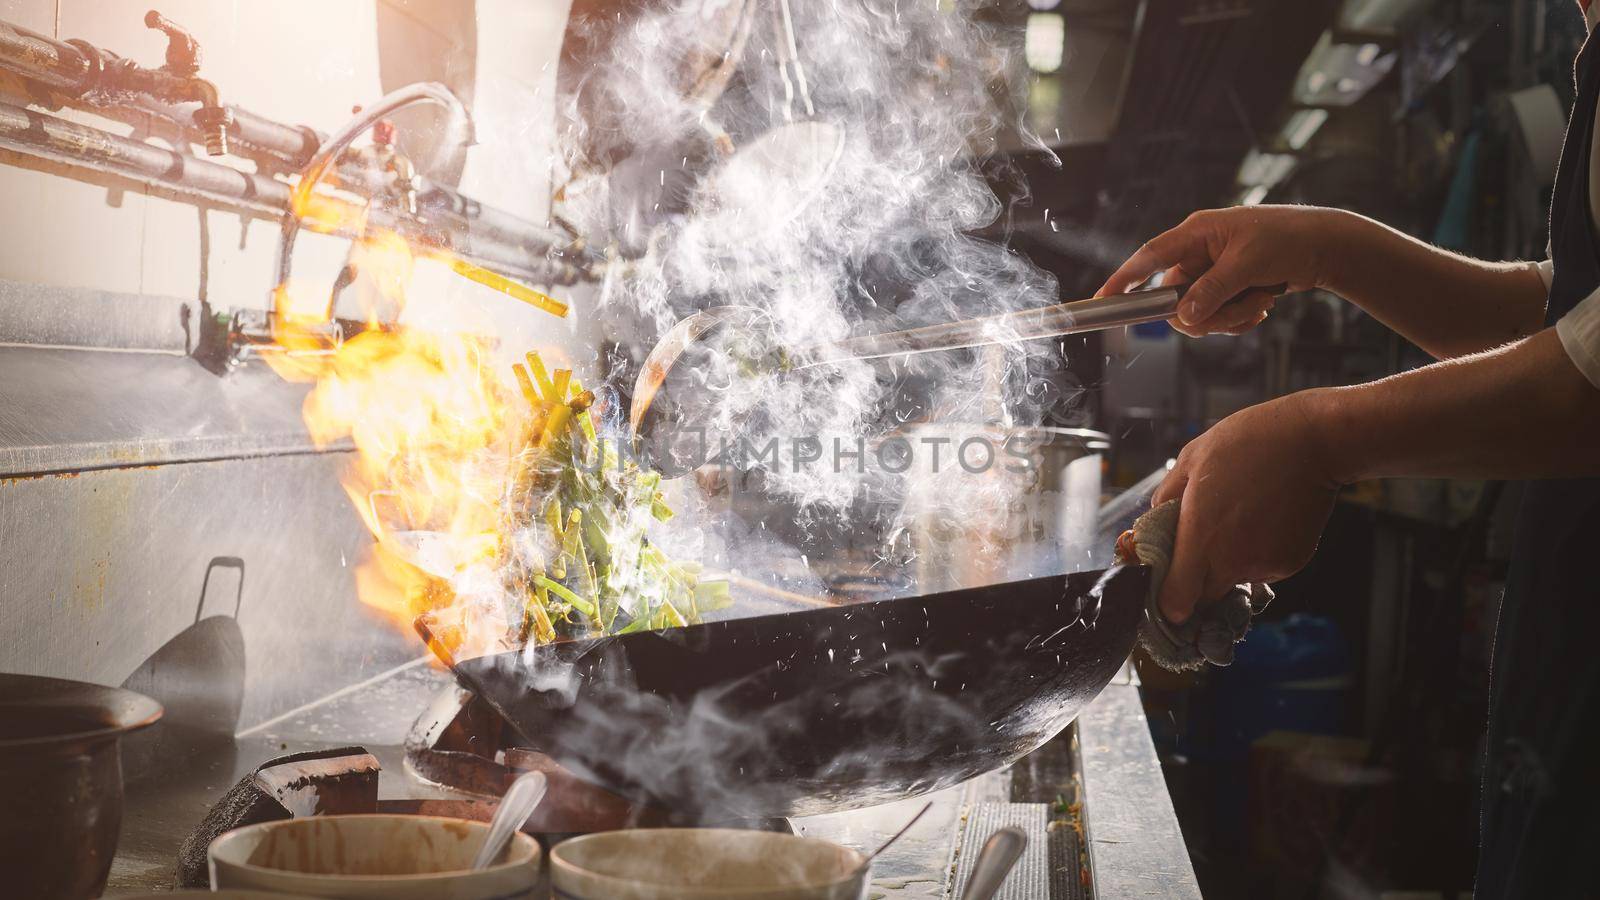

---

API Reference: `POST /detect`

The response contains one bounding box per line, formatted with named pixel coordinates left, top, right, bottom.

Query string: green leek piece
left=535, top=574, right=594, bottom=618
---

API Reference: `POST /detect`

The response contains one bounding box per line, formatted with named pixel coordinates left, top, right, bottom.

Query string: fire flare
left=267, top=173, right=719, bottom=663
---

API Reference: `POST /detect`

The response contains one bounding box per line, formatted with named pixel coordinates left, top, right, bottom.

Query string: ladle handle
left=804, top=282, right=1289, bottom=366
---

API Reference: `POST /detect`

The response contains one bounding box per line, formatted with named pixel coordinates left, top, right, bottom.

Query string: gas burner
left=175, top=746, right=381, bottom=887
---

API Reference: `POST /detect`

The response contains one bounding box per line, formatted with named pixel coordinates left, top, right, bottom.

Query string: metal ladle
left=630, top=282, right=1286, bottom=476
left=471, top=770, right=548, bottom=871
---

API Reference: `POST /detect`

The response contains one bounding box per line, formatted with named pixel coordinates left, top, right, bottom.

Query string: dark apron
left=1476, top=26, right=1600, bottom=899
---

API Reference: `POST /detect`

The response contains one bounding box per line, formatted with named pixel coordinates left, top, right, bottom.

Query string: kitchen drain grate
left=951, top=802, right=1051, bottom=899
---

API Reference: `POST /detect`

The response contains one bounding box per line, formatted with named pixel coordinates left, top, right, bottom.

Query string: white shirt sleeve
left=1535, top=259, right=1555, bottom=291
left=1530, top=260, right=1600, bottom=389
left=1557, top=286, right=1600, bottom=390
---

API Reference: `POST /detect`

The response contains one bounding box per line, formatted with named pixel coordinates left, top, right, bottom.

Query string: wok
left=422, top=564, right=1147, bottom=819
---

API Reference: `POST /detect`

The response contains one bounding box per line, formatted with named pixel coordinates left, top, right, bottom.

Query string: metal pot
left=693, top=424, right=1109, bottom=600
left=899, top=424, right=1109, bottom=594
left=0, top=673, right=162, bottom=899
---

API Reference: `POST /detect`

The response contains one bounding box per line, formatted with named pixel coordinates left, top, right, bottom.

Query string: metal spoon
left=960, top=826, right=1028, bottom=900
left=471, top=770, right=548, bottom=870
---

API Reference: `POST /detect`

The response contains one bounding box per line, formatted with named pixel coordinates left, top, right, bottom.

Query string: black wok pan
left=422, top=564, right=1147, bottom=819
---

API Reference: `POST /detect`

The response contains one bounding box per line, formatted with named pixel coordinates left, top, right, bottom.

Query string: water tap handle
left=144, top=10, right=200, bottom=76
left=143, top=10, right=229, bottom=156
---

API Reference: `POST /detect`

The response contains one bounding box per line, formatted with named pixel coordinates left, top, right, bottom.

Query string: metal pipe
left=0, top=99, right=563, bottom=285
left=0, top=21, right=92, bottom=93
left=0, top=100, right=283, bottom=214
left=289, top=82, right=473, bottom=218
left=0, top=21, right=298, bottom=163
left=225, top=106, right=321, bottom=164
left=109, top=57, right=231, bottom=155
left=124, top=97, right=584, bottom=269
left=134, top=97, right=321, bottom=168
left=120, top=98, right=586, bottom=269
left=0, top=15, right=232, bottom=156
left=0, top=15, right=593, bottom=272
left=418, top=188, right=590, bottom=268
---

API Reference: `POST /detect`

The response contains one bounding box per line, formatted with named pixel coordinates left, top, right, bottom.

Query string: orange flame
left=265, top=168, right=714, bottom=664
left=265, top=176, right=562, bottom=662
left=297, top=318, right=529, bottom=661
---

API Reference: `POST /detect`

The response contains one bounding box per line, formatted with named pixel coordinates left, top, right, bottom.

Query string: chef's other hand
left=1098, top=205, right=1341, bottom=338
left=1150, top=391, right=1340, bottom=624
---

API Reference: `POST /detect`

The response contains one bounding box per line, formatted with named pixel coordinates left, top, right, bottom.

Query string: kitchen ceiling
left=553, top=0, right=1345, bottom=297
left=995, top=0, right=1344, bottom=296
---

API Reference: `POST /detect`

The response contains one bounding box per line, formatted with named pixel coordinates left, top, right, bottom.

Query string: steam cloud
left=556, top=0, right=1085, bottom=584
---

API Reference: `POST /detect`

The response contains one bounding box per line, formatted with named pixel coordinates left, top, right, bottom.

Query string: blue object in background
left=1175, top=614, right=1354, bottom=848
left=1132, top=319, right=1172, bottom=339
left=1432, top=129, right=1482, bottom=252
left=1210, top=614, right=1353, bottom=759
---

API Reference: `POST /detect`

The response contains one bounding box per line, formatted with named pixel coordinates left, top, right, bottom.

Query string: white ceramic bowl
left=208, top=814, right=540, bottom=900
left=550, top=829, right=869, bottom=900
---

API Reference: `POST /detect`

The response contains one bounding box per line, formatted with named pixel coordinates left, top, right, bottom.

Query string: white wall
left=0, top=0, right=601, bottom=376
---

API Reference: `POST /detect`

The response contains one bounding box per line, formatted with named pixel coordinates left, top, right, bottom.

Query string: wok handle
left=1045, top=280, right=1290, bottom=334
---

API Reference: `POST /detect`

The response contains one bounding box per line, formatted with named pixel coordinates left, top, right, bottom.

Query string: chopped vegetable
left=494, top=350, right=727, bottom=646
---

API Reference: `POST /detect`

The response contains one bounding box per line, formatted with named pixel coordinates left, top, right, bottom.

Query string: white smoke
left=556, top=0, right=1082, bottom=589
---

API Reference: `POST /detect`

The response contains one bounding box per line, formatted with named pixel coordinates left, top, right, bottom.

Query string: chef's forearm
left=1320, top=210, right=1548, bottom=359
left=1307, top=328, right=1600, bottom=483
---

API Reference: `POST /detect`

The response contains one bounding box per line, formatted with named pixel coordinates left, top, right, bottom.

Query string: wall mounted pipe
left=0, top=99, right=572, bottom=286
left=0, top=19, right=310, bottom=166
left=0, top=15, right=594, bottom=272
left=0, top=16, right=232, bottom=156
left=0, top=20, right=92, bottom=93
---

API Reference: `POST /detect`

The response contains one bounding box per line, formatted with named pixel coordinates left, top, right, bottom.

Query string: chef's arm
left=1319, top=210, right=1549, bottom=360
left=1151, top=327, right=1600, bottom=622
left=1099, top=206, right=1548, bottom=357
left=1311, top=327, right=1600, bottom=482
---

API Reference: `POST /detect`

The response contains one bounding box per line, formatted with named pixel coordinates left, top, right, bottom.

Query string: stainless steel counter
left=1079, top=676, right=1201, bottom=898
left=105, top=660, right=1197, bottom=898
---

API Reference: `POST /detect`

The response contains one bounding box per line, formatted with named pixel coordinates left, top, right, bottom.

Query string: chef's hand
left=1150, top=390, right=1341, bottom=623
left=1098, top=205, right=1344, bottom=338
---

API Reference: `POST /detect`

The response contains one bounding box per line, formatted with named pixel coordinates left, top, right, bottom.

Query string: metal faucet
left=275, top=82, right=475, bottom=317
left=366, top=116, right=420, bottom=217
left=141, top=10, right=231, bottom=156
left=288, top=82, right=473, bottom=219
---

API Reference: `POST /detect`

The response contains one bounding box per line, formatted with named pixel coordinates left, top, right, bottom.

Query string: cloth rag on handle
left=1116, top=500, right=1273, bottom=671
